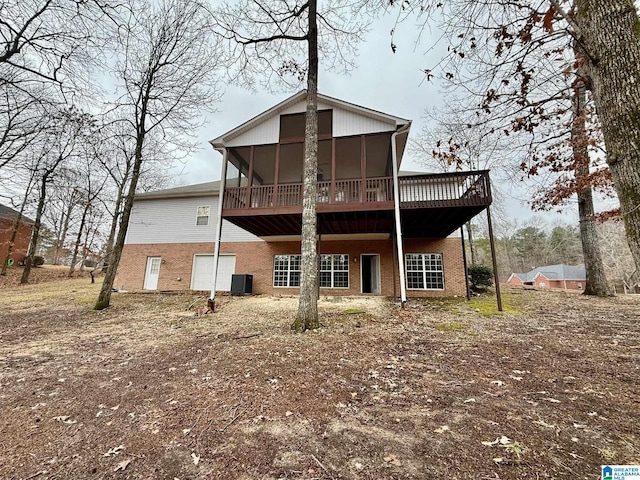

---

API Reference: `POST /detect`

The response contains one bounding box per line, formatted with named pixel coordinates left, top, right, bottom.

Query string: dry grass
left=0, top=276, right=639, bottom=479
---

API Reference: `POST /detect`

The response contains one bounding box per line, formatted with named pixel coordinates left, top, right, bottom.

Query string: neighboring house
left=117, top=91, right=493, bottom=300
left=0, top=204, right=34, bottom=266
left=507, top=264, right=586, bottom=290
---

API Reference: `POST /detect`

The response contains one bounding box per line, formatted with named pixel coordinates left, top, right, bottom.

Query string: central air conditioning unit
left=231, top=274, right=253, bottom=295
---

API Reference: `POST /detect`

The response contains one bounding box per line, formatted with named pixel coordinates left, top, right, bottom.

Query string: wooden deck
left=222, top=170, right=491, bottom=216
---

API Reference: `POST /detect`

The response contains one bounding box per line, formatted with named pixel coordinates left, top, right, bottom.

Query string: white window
left=320, top=254, right=349, bottom=288
left=405, top=253, right=444, bottom=290
left=274, top=255, right=301, bottom=287
left=196, top=206, right=210, bottom=226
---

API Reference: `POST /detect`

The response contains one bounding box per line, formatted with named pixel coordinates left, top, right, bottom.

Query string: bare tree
left=402, top=0, right=614, bottom=295
left=402, top=0, right=640, bottom=282
left=21, top=107, right=95, bottom=283
left=215, top=0, right=373, bottom=331
left=95, top=0, right=222, bottom=309
left=68, top=154, right=108, bottom=276
left=0, top=0, right=114, bottom=93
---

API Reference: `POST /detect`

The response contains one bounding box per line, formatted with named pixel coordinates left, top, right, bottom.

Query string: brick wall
left=507, top=276, right=523, bottom=286
left=116, top=236, right=466, bottom=298
left=0, top=218, right=32, bottom=264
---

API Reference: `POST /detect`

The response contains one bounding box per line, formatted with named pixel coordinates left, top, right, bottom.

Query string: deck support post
left=246, top=146, right=254, bottom=206
left=208, top=148, right=229, bottom=313
left=330, top=138, right=336, bottom=204
left=460, top=226, right=471, bottom=301
left=317, top=230, right=322, bottom=300
left=391, top=128, right=408, bottom=306
left=361, top=135, right=366, bottom=203
left=274, top=143, right=280, bottom=206
left=486, top=206, right=503, bottom=312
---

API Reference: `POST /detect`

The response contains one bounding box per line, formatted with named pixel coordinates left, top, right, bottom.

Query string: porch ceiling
left=400, top=206, right=487, bottom=238
left=223, top=205, right=486, bottom=239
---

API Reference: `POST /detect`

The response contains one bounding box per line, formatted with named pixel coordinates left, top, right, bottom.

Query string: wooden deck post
left=486, top=206, right=503, bottom=312
left=274, top=143, right=280, bottom=206
left=208, top=148, right=229, bottom=312
left=246, top=146, right=254, bottom=207
left=361, top=135, right=366, bottom=203
left=460, top=226, right=471, bottom=301
left=330, top=138, right=336, bottom=204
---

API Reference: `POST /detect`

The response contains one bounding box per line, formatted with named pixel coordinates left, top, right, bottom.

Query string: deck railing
left=222, top=170, right=490, bottom=211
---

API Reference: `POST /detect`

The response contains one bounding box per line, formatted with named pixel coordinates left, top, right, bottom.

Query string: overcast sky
left=170, top=11, right=589, bottom=227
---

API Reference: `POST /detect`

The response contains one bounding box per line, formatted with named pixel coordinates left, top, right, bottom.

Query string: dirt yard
left=0, top=269, right=638, bottom=479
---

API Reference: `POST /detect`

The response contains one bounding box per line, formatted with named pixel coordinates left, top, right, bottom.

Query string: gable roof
left=512, top=264, right=586, bottom=283
left=0, top=204, right=35, bottom=224
left=135, top=181, right=222, bottom=200
left=209, top=90, right=411, bottom=149
left=509, top=272, right=527, bottom=282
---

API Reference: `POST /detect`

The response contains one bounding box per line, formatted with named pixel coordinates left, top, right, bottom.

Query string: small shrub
left=468, top=264, right=493, bottom=292
left=33, top=256, right=45, bottom=267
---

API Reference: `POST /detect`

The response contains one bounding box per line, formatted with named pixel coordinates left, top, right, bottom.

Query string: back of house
left=116, top=92, right=493, bottom=299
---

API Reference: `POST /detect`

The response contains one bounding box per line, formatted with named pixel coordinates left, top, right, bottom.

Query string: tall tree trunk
left=54, top=201, right=74, bottom=265
left=576, top=0, right=640, bottom=274
left=68, top=202, right=89, bottom=276
left=293, top=0, right=319, bottom=332
left=95, top=142, right=144, bottom=310
left=104, top=182, right=125, bottom=268
left=80, top=223, right=95, bottom=272
left=21, top=175, right=48, bottom=284
left=573, top=44, right=611, bottom=296
left=466, top=221, right=476, bottom=265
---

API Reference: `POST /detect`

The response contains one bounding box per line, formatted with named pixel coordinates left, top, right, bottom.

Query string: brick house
left=116, top=92, right=493, bottom=301
left=507, top=264, right=586, bottom=290
left=0, top=204, right=34, bottom=266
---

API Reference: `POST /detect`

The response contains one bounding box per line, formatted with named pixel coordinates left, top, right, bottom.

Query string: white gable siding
left=225, top=119, right=279, bottom=147
left=125, top=196, right=262, bottom=245
left=333, top=109, right=394, bottom=137
left=224, top=99, right=396, bottom=147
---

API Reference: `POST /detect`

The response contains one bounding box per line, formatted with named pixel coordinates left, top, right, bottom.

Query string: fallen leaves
left=104, top=445, right=125, bottom=457
left=383, top=454, right=402, bottom=466
left=114, top=458, right=131, bottom=472
left=52, top=416, right=76, bottom=424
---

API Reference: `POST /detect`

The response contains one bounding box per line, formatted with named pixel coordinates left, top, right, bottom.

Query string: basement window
left=273, top=255, right=301, bottom=287
left=405, top=253, right=444, bottom=290
left=196, top=206, right=210, bottom=226
left=320, top=254, right=349, bottom=288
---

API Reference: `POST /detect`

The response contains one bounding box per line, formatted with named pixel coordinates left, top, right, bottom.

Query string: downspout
left=208, top=147, right=229, bottom=312
left=391, top=124, right=410, bottom=306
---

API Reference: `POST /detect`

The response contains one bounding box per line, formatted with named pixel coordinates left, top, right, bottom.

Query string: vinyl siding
left=125, top=196, right=262, bottom=245
left=333, top=108, right=395, bottom=137
left=224, top=100, right=396, bottom=147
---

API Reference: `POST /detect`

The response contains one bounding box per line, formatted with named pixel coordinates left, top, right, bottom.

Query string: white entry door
left=191, top=254, right=236, bottom=291
left=143, top=256, right=161, bottom=290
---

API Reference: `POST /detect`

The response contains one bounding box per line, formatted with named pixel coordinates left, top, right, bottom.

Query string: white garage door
left=191, top=254, right=236, bottom=291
